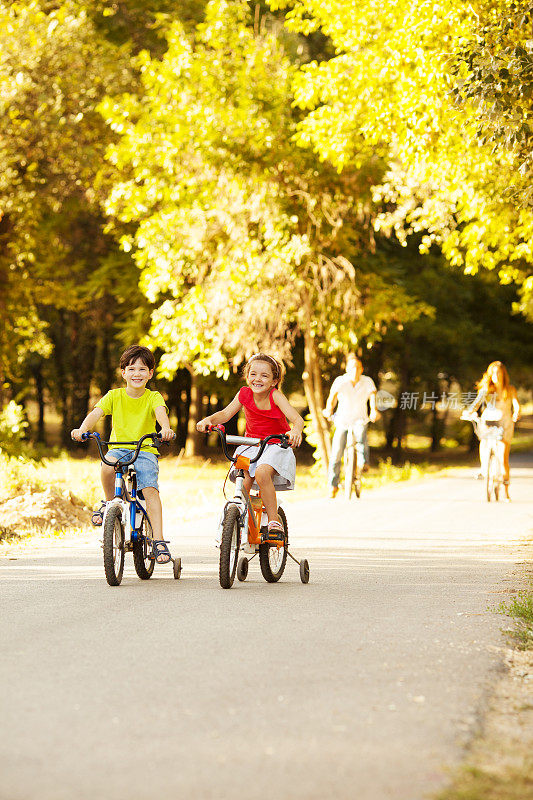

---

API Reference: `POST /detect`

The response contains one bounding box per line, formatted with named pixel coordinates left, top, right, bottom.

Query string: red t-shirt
left=238, top=387, right=290, bottom=440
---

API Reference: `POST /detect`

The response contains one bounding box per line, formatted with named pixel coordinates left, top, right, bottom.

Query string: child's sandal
left=152, top=539, right=172, bottom=564
left=264, top=520, right=285, bottom=543
left=91, top=501, right=106, bottom=527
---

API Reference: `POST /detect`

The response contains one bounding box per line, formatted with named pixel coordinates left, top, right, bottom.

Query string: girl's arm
left=467, top=388, right=485, bottom=414
left=511, top=387, right=521, bottom=423
left=196, top=395, right=242, bottom=432
left=272, top=390, right=304, bottom=447
left=71, top=406, right=104, bottom=441
left=155, top=405, right=175, bottom=441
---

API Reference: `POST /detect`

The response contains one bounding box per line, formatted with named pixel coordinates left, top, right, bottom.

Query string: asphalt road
left=1, top=456, right=532, bottom=800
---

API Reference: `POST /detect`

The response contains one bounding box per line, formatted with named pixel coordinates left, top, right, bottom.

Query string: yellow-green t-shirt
left=96, top=388, right=168, bottom=454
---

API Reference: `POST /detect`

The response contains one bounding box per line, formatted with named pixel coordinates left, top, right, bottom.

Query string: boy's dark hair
left=120, top=345, right=155, bottom=371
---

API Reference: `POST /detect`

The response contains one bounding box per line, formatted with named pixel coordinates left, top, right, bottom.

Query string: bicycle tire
left=219, top=505, right=241, bottom=589
left=486, top=452, right=495, bottom=503
left=103, top=505, right=125, bottom=586
left=344, top=441, right=355, bottom=500
left=133, top=512, right=155, bottom=580
left=259, top=507, right=288, bottom=583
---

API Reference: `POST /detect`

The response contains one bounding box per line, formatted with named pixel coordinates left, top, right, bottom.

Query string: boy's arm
left=154, top=405, right=175, bottom=441
left=196, top=395, right=242, bottom=432
left=71, top=407, right=104, bottom=441
left=272, top=390, right=304, bottom=447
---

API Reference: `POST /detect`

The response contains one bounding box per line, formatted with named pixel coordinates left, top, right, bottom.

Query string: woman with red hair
left=467, top=361, right=520, bottom=499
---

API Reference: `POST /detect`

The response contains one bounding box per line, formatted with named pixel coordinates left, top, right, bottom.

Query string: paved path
left=1, top=457, right=532, bottom=800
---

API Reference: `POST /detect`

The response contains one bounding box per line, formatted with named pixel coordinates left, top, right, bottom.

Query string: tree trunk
left=32, top=362, right=46, bottom=444
left=430, top=381, right=441, bottom=453
left=387, top=362, right=409, bottom=454
left=99, top=328, right=114, bottom=441
left=303, top=325, right=330, bottom=472
left=184, top=368, right=203, bottom=456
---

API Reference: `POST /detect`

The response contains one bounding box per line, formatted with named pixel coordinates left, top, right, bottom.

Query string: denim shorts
left=107, top=449, right=159, bottom=491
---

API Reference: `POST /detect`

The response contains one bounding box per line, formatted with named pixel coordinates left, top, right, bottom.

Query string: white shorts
left=229, top=443, right=296, bottom=491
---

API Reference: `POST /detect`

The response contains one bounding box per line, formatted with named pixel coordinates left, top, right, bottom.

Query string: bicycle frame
left=209, top=426, right=290, bottom=547
left=82, top=432, right=158, bottom=545
left=464, top=415, right=505, bottom=500
left=345, top=420, right=368, bottom=464
left=209, top=425, right=309, bottom=588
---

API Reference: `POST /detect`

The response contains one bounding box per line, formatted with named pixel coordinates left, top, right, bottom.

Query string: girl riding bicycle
left=466, top=360, right=520, bottom=500
left=196, top=354, right=304, bottom=536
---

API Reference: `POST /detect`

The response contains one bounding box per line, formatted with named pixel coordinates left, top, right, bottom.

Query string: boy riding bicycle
left=71, top=344, right=175, bottom=564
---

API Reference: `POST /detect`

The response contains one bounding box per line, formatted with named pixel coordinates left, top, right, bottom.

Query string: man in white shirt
left=323, top=355, right=377, bottom=498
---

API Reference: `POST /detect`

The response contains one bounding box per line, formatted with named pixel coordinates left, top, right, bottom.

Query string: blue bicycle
left=77, top=432, right=181, bottom=586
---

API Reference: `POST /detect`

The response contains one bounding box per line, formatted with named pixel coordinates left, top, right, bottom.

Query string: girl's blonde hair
left=477, top=360, right=512, bottom=399
left=244, top=353, right=285, bottom=389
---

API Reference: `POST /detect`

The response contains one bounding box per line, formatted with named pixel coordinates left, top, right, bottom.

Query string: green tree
left=269, top=0, right=533, bottom=320
left=0, top=1, right=152, bottom=442
left=101, top=0, right=428, bottom=461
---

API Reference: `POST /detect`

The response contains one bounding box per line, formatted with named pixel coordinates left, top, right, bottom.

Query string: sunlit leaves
left=102, top=0, right=427, bottom=380
left=273, top=0, right=533, bottom=316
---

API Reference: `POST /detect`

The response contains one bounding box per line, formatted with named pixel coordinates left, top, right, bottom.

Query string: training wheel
left=299, top=559, right=310, bottom=584
left=237, top=556, right=249, bottom=582
left=173, top=557, right=182, bottom=580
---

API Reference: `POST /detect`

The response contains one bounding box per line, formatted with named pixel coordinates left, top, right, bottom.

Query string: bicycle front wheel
left=344, top=442, right=355, bottom=500
left=259, top=507, right=288, bottom=583
left=219, top=505, right=241, bottom=589
left=133, top=512, right=155, bottom=580
left=103, top=505, right=125, bottom=586
left=486, top=452, right=496, bottom=503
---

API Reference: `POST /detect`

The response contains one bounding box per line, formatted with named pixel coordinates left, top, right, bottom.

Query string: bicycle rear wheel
left=259, top=507, right=288, bottom=583
left=103, top=505, right=125, bottom=586
left=133, top=512, right=155, bottom=580
left=344, top=441, right=355, bottom=500
left=219, top=505, right=241, bottom=589
left=486, top=451, right=496, bottom=502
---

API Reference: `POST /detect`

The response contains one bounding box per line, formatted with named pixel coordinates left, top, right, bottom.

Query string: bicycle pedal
left=261, top=531, right=284, bottom=544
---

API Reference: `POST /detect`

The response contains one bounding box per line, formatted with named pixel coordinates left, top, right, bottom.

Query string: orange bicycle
left=208, top=425, right=310, bottom=589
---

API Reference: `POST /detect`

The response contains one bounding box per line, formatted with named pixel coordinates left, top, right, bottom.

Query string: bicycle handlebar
left=207, top=425, right=290, bottom=464
left=74, top=431, right=169, bottom=468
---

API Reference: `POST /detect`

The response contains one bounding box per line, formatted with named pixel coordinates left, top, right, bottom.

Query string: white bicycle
left=344, top=419, right=368, bottom=500
left=461, top=408, right=505, bottom=502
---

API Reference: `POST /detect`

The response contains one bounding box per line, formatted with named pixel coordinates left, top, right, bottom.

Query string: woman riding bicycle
left=465, top=361, right=520, bottom=500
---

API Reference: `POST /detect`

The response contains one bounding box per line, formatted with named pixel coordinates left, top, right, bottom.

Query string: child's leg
left=142, top=486, right=172, bottom=562
left=142, top=486, right=163, bottom=539
left=101, top=462, right=116, bottom=500
left=254, top=464, right=278, bottom=522
left=243, top=473, right=254, bottom=495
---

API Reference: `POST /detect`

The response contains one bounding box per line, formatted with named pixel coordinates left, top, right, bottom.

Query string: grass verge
left=437, top=763, right=533, bottom=800
left=434, top=576, right=533, bottom=800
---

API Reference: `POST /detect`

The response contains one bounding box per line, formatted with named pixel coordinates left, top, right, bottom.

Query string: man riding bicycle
left=323, top=355, right=377, bottom=498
